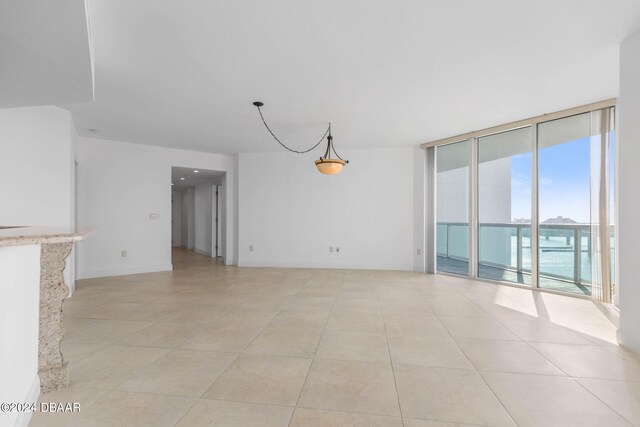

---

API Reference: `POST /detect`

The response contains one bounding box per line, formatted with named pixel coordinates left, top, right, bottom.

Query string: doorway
left=170, top=166, right=225, bottom=264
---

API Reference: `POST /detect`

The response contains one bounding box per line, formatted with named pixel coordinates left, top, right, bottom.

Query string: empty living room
left=2, top=1, right=640, bottom=426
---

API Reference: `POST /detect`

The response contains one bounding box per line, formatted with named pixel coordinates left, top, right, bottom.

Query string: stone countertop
left=0, top=226, right=94, bottom=247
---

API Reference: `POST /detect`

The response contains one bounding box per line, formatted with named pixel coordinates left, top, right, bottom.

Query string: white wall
left=238, top=148, right=414, bottom=270
left=186, top=188, right=195, bottom=250
left=617, top=29, right=640, bottom=353
left=0, top=105, right=77, bottom=291
left=76, top=137, right=236, bottom=278
left=171, top=191, right=182, bottom=247
left=214, top=184, right=223, bottom=257
left=413, top=148, right=426, bottom=272
left=179, top=190, right=189, bottom=247
left=232, top=155, right=239, bottom=264
left=0, top=106, right=75, bottom=226
left=69, top=122, right=78, bottom=289
left=194, top=182, right=213, bottom=256
left=0, top=244, right=41, bottom=427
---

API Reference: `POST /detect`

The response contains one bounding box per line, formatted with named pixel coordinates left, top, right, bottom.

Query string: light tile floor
left=30, top=248, right=640, bottom=426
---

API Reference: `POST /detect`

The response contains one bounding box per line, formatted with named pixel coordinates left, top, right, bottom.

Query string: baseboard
left=237, top=259, right=414, bottom=271
left=77, top=264, right=173, bottom=279
left=14, top=374, right=40, bottom=427
left=617, top=328, right=640, bottom=353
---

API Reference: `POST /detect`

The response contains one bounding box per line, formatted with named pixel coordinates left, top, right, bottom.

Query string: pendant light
left=253, top=101, right=349, bottom=175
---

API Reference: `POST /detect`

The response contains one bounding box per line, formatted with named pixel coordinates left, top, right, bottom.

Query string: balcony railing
left=436, top=222, right=615, bottom=294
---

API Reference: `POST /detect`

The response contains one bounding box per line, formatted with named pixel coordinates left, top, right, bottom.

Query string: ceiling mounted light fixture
left=253, top=101, right=349, bottom=175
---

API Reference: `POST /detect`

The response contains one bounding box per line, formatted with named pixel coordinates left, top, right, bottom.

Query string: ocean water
left=514, top=236, right=591, bottom=282
left=513, top=235, right=615, bottom=284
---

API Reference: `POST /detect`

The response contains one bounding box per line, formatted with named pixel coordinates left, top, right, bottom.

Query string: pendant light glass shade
left=315, top=158, right=346, bottom=175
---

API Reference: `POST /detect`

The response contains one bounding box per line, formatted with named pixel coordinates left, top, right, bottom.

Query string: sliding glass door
left=537, top=113, right=592, bottom=295
left=429, top=104, right=615, bottom=301
left=477, top=127, right=532, bottom=285
left=436, top=140, right=470, bottom=275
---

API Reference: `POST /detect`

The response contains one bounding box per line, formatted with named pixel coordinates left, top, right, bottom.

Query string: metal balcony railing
left=436, top=222, right=615, bottom=289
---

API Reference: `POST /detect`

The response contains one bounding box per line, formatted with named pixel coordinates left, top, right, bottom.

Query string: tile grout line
left=453, top=283, right=582, bottom=379
left=572, top=378, right=638, bottom=425
left=167, top=297, right=261, bottom=421
left=172, top=395, right=203, bottom=426
left=381, top=285, right=406, bottom=427
left=197, top=349, right=242, bottom=398
left=452, top=340, right=521, bottom=427
left=426, top=287, right=521, bottom=427
left=452, top=285, right=617, bottom=381
left=451, top=282, right=635, bottom=425
left=286, top=274, right=341, bottom=427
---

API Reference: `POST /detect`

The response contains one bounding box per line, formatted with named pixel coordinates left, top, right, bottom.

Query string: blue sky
left=510, top=135, right=614, bottom=224
left=536, top=138, right=591, bottom=223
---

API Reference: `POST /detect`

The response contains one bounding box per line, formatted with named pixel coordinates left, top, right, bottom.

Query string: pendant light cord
left=255, top=105, right=330, bottom=154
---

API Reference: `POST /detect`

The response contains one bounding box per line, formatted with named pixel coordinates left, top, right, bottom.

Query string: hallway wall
left=194, top=181, right=213, bottom=256
left=76, top=137, right=236, bottom=278
left=171, top=190, right=182, bottom=247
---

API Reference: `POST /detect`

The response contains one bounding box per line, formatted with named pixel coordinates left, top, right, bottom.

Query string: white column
left=0, top=245, right=41, bottom=427
left=617, top=29, right=640, bottom=352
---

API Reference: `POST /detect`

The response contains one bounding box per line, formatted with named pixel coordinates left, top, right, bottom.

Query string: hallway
left=30, top=250, right=640, bottom=426
left=171, top=247, right=225, bottom=270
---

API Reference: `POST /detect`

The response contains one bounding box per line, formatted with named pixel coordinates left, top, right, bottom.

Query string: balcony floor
left=437, top=256, right=591, bottom=296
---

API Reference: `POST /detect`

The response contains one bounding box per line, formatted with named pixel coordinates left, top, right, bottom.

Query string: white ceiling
left=0, top=0, right=93, bottom=108
left=171, top=166, right=224, bottom=190
left=62, top=0, right=640, bottom=154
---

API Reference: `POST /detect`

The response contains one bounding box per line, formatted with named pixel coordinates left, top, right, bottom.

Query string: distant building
left=542, top=216, right=578, bottom=224
left=512, top=218, right=531, bottom=224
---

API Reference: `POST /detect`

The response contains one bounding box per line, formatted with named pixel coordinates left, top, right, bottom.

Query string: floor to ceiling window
left=537, top=113, right=592, bottom=295
left=478, top=127, right=532, bottom=285
left=609, top=125, right=617, bottom=304
left=436, top=140, right=470, bottom=276
left=427, top=101, right=616, bottom=301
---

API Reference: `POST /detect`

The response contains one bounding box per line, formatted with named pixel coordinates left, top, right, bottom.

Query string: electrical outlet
left=149, top=213, right=160, bottom=220
left=121, top=250, right=127, bottom=257
left=329, top=246, right=334, bottom=253
left=249, top=245, right=254, bottom=252
left=336, top=247, right=340, bottom=253
left=417, top=248, right=422, bottom=255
